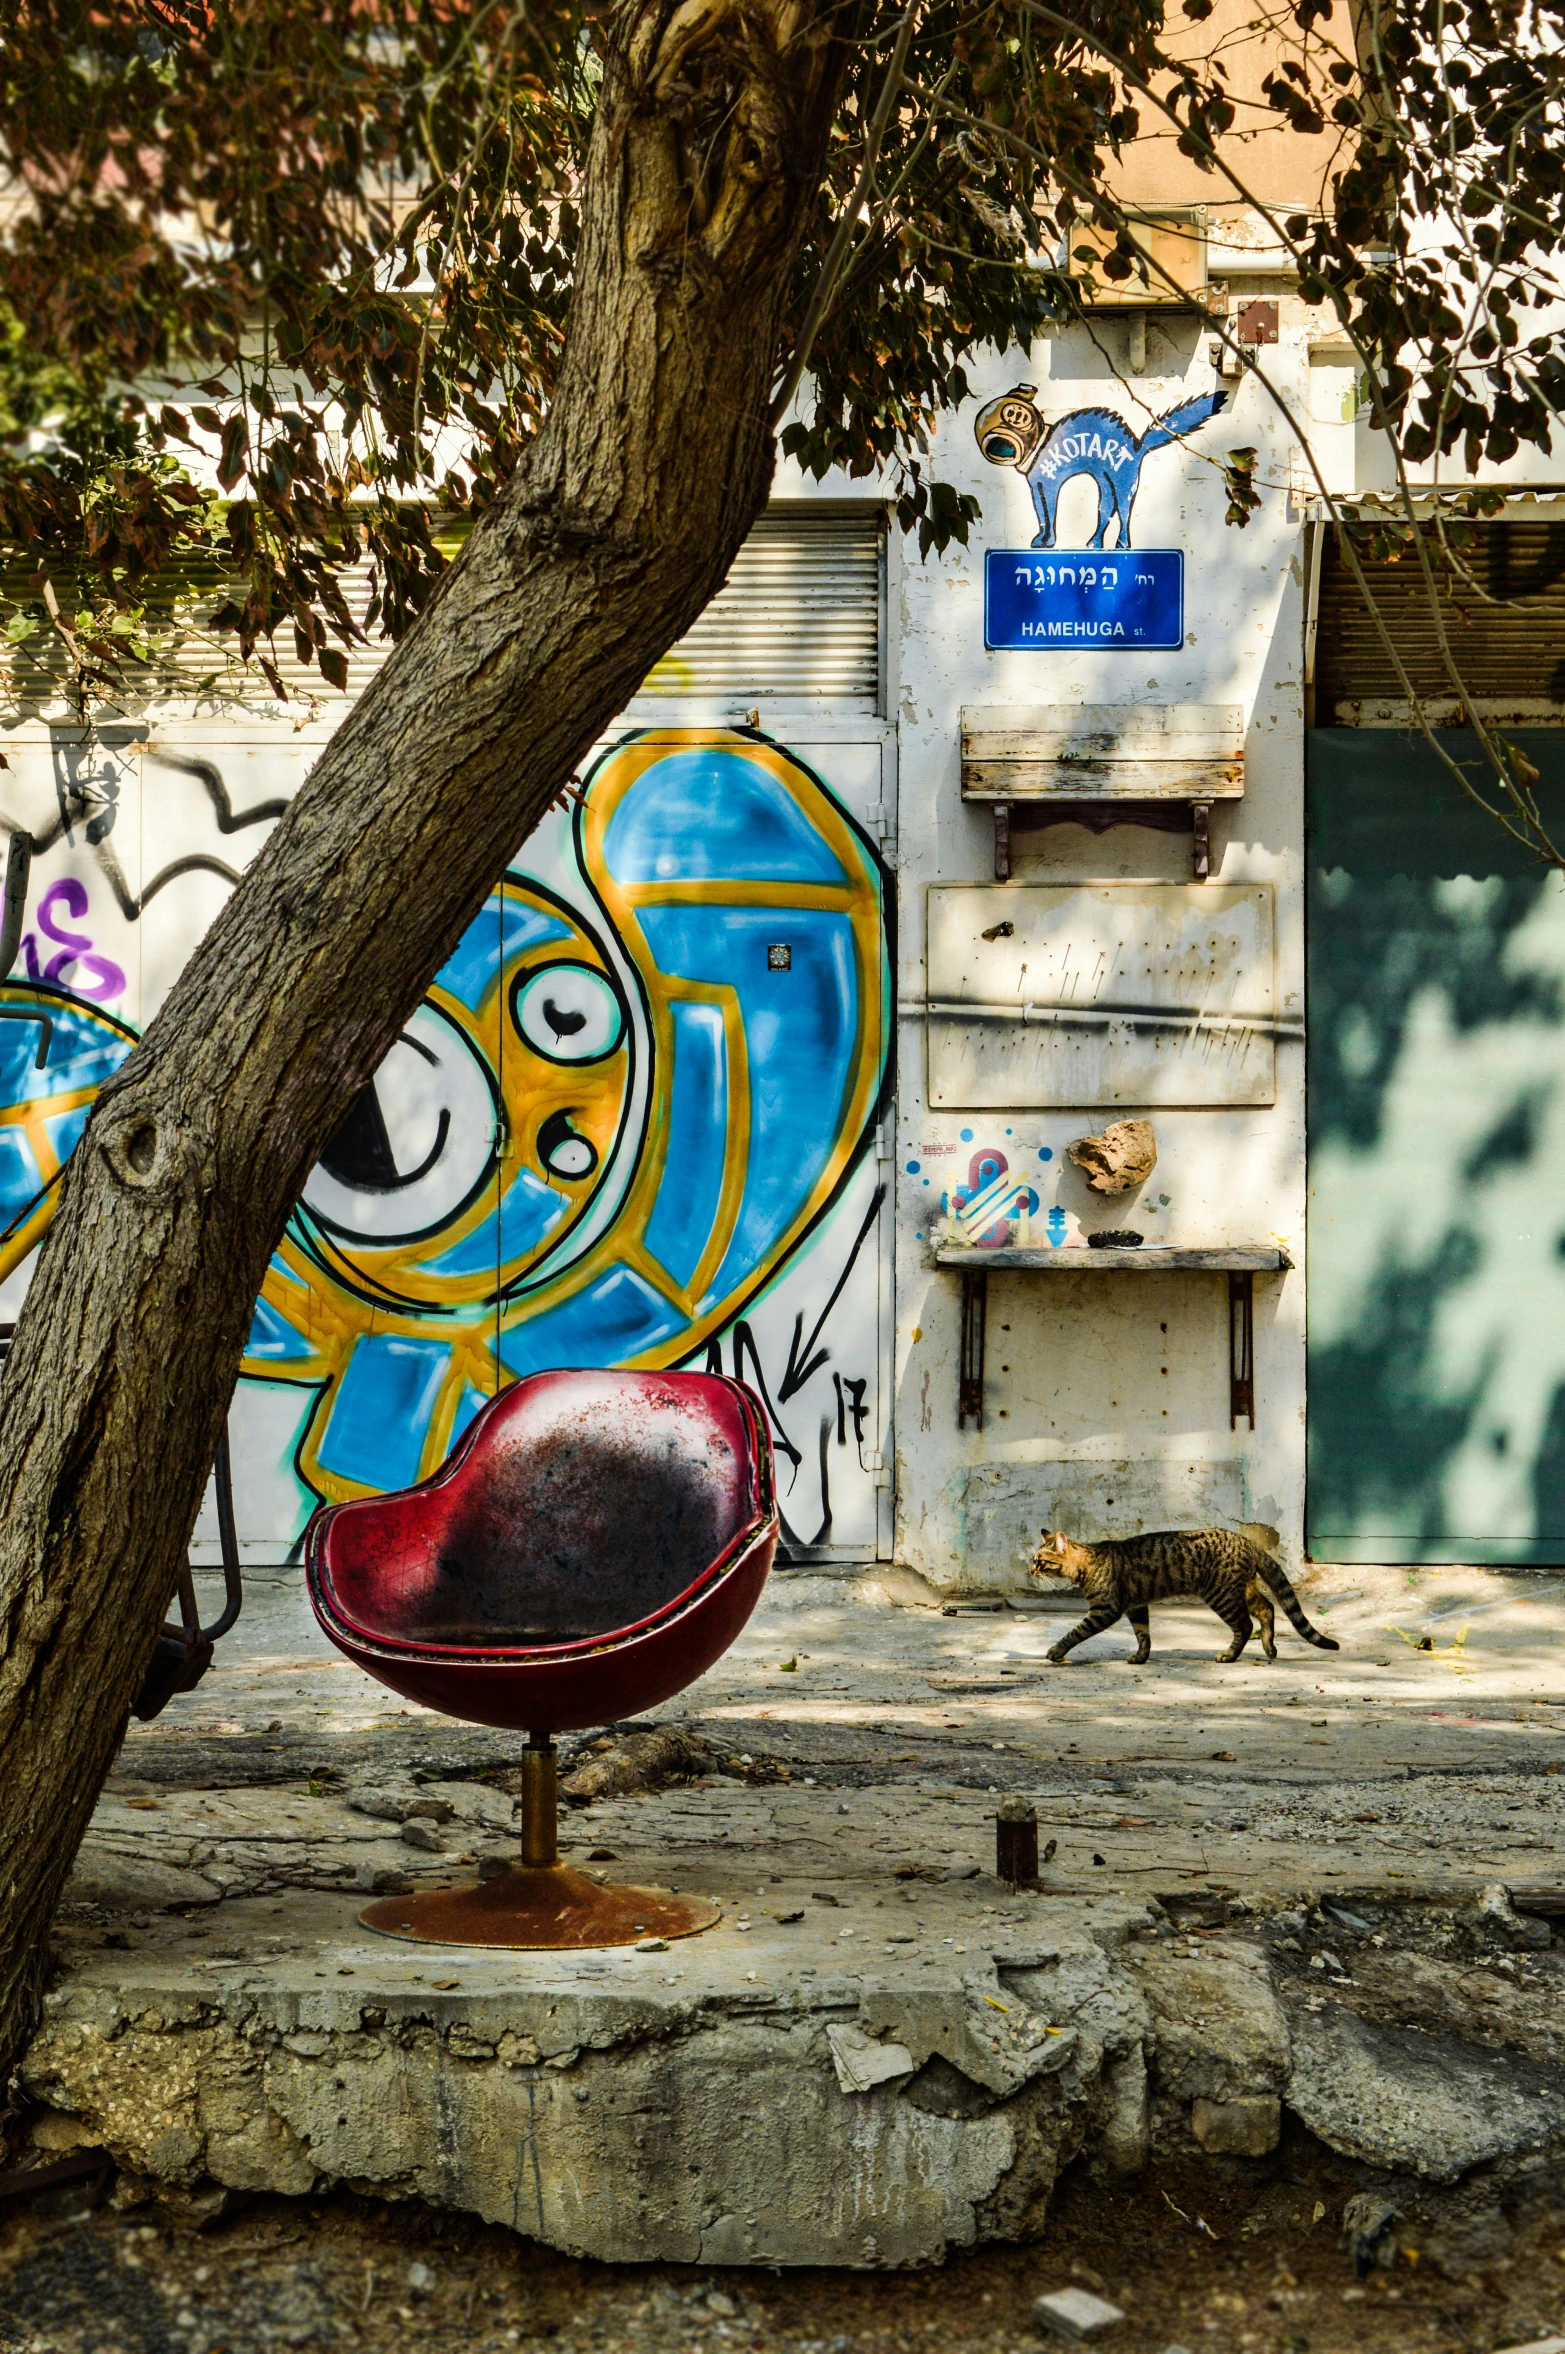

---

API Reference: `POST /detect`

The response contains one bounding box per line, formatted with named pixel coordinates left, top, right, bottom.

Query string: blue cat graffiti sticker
left=974, top=384, right=1228, bottom=549
left=245, top=726, right=890, bottom=1504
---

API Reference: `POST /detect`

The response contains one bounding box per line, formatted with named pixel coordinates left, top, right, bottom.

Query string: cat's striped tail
left=1260, top=1560, right=1339, bottom=1651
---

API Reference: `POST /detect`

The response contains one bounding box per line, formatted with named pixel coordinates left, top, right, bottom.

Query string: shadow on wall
left=1307, top=729, right=1565, bottom=1564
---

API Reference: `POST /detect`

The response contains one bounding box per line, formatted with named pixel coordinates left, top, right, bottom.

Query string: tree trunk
left=0, top=0, right=848, bottom=2092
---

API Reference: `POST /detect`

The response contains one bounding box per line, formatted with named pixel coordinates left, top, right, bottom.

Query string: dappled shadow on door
left=1308, top=730, right=1565, bottom=1563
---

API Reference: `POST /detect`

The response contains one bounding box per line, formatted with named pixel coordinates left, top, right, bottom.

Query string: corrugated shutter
left=0, top=501, right=885, bottom=714
left=1315, top=520, right=1565, bottom=722
left=0, top=556, right=388, bottom=709
left=640, top=505, right=883, bottom=705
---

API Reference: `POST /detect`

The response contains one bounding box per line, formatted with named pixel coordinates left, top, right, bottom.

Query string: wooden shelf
left=939, top=1245, right=1291, bottom=1433
left=934, top=1245, right=1291, bottom=1273
left=960, top=704, right=1245, bottom=879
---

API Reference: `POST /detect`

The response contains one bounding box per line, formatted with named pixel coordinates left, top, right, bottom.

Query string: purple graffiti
left=21, top=879, right=127, bottom=1004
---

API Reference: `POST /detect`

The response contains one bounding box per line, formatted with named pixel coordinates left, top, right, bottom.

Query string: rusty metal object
left=362, top=1729, right=720, bottom=1947
left=360, top=1863, right=720, bottom=1950
left=1229, top=1269, right=1255, bottom=1428
left=958, top=1265, right=986, bottom=1431
left=521, top=1733, right=558, bottom=1868
left=996, top=1795, right=1039, bottom=1889
left=132, top=1427, right=244, bottom=1721
left=1192, top=797, right=1212, bottom=881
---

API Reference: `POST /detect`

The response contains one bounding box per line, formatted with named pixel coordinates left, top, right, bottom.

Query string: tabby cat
left=1030, top=1527, right=1339, bottom=1664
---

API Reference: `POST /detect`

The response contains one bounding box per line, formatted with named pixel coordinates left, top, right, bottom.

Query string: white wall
left=875, top=312, right=1311, bottom=1589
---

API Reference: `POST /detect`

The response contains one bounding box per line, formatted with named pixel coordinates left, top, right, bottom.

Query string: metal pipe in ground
left=996, top=1794, right=1039, bottom=1888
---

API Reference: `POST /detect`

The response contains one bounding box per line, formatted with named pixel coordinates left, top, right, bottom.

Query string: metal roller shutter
left=640, top=505, right=884, bottom=705
left=1315, top=519, right=1565, bottom=722
left=0, top=554, right=389, bottom=709
left=0, top=502, right=885, bottom=715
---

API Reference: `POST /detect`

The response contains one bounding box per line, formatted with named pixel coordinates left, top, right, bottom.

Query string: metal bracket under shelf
left=941, top=1247, right=1288, bottom=1434
left=980, top=797, right=1219, bottom=884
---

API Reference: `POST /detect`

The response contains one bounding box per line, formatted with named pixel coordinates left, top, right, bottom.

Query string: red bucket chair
left=306, top=1367, right=778, bottom=1949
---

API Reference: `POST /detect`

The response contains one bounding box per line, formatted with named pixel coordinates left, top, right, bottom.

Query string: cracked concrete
left=24, top=1896, right=1149, bottom=2264
left=17, top=1561, right=1565, bottom=2264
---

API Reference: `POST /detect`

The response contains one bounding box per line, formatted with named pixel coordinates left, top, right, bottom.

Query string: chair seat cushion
left=311, top=1369, right=766, bottom=1654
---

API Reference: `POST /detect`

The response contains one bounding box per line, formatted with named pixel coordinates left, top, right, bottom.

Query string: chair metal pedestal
left=359, top=1730, right=721, bottom=1948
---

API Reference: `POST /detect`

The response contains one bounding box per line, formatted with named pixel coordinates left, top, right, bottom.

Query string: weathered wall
left=877, top=313, right=1309, bottom=1588
left=0, top=305, right=1315, bottom=1593
left=9, top=273, right=1541, bottom=1595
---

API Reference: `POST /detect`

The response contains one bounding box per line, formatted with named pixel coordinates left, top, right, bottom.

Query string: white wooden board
left=926, top=882, right=1276, bottom=1107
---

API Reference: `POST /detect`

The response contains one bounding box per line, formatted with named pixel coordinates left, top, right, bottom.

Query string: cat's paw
left=1045, top=1645, right=1068, bottom=1664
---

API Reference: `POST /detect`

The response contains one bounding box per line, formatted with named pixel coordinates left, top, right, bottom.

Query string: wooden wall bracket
left=1192, top=799, right=1212, bottom=882
left=985, top=798, right=1219, bottom=883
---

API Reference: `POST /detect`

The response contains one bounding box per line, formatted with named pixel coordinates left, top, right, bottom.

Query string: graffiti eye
left=511, top=962, right=623, bottom=1064
left=985, top=435, right=1019, bottom=461
left=303, top=1004, right=497, bottom=1245
left=537, top=1108, right=598, bottom=1182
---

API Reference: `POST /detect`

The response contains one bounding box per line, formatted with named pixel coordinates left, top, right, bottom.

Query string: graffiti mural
left=0, top=984, right=138, bottom=1267
left=0, top=727, right=891, bottom=1552
left=974, top=385, right=1228, bottom=549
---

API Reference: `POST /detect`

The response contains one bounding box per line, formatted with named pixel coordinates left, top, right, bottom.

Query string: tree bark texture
left=0, top=0, right=849, bottom=2093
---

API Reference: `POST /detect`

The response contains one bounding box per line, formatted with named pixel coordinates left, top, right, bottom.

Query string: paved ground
left=72, top=1557, right=1565, bottom=1918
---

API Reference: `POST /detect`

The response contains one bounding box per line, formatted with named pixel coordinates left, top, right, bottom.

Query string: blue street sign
left=984, top=547, right=1184, bottom=651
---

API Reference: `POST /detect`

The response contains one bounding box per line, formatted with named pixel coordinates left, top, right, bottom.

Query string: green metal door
left=1308, top=729, right=1565, bottom=1563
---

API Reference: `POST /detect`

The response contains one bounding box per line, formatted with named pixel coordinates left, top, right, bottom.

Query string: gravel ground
left=4, top=2138, right=1565, bottom=2354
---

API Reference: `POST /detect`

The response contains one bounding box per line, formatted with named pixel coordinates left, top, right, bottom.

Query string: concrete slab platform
left=17, top=1562, right=1565, bottom=2264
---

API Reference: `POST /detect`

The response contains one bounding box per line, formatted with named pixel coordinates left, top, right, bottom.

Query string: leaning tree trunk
left=0, top=0, right=848, bottom=2089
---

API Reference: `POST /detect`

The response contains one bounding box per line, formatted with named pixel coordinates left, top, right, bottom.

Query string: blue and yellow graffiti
left=0, top=728, right=890, bottom=1507
left=0, top=986, right=139, bottom=1263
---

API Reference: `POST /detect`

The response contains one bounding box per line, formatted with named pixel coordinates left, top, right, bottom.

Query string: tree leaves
left=216, top=416, right=247, bottom=494
left=1220, top=448, right=1261, bottom=530
left=0, top=0, right=582, bottom=700
left=0, top=0, right=1563, bottom=678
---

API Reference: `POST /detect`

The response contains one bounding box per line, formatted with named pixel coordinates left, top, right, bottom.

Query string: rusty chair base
left=359, top=1862, right=721, bottom=1951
